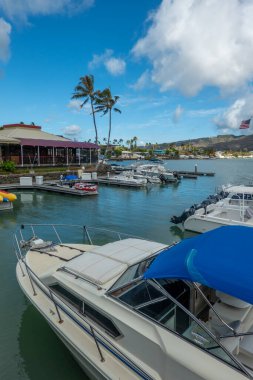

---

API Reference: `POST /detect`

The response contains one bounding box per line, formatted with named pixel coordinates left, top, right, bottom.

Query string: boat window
left=137, top=284, right=241, bottom=371
left=109, top=256, right=156, bottom=293
left=118, top=281, right=164, bottom=307
left=83, top=302, right=121, bottom=338
left=157, top=279, right=191, bottom=311
left=50, top=284, right=82, bottom=311
left=50, top=284, right=121, bottom=338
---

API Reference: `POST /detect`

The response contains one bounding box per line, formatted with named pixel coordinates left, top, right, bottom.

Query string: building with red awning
left=0, top=123, right=99, bottom=166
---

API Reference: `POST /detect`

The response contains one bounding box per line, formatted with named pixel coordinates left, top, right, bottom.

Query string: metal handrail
left=16, top=224, right=145, bottom=257
left=150, top=279, right=251, bottom=379
left=17, top=257, right=154, bottom=380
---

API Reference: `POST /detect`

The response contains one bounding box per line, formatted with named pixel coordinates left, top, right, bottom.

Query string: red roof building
left=0, top=123, right=99, bottom=166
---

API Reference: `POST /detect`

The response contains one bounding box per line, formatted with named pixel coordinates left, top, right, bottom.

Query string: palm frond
left=113, top=108, right=121, bottom=113
left=81, top=98, right=89, bottom=107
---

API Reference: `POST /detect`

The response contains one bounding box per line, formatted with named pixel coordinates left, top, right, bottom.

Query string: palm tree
left=132, top=136, right=138, bottom=149
left=119, top=138, right=124, bottom=146
left=95, top=88, right=121, bottom=156
left=72, top=75, right=99, bottom=144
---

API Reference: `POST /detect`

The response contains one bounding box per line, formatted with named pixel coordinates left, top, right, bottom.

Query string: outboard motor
left=159, top=174, right=166, bottom=183
left=170, top=215, right=183, bottom=224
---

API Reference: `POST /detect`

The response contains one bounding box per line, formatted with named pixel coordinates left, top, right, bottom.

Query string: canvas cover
left=144, top=226, right=253, bottom=305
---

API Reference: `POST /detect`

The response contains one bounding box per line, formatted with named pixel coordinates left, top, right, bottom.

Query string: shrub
left=1, top=160, right=16, bottom=172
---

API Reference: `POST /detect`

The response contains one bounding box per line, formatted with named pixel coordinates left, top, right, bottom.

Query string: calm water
left=1, top=159, right=253, bottom=380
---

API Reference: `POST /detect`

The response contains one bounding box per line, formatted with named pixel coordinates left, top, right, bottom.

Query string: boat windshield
left=109, top=275, right=243, bottom=373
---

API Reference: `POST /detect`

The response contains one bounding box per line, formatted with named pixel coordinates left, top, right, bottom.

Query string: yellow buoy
left=0, top=195, right=3, bottom=202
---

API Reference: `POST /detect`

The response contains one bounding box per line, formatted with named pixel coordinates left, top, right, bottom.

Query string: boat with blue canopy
left=15, top=224, right=253, bottom=379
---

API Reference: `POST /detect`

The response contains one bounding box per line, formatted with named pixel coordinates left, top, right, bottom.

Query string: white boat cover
left=64, top=238, right=167, bottom=285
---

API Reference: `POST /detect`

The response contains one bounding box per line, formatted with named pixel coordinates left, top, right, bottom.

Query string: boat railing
left=14, top=223, right=144, bottom=258
left=15, top=246, right=154, bottom=380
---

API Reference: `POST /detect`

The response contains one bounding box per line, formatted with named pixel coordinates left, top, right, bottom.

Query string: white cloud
left=88, top=49, right=112, bottom=69
left=67, top=99, right=90, bottom=114
left=130, top=70, right=150, bottom=90
left=132, top=0, right=253, bottom=96
left=88, top=49, right=126, bottom=76
left=63, top=124, right=82, bottom=136
left=0, top=0, right=94, bottom=22
left=214, top=95, right=253, bottom=132
left=172, top=105, right=183, bottom=123
left=0, top=18, right=11, bottom=62
left=189, top=108, right=224, bottom=117
left=67, top=99, right=82, bottom=112
left=105, top=57, right=126, bottom=76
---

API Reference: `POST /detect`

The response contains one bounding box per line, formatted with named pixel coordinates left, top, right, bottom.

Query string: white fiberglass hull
left=184, top=215, right=252, bottom=233
left=16, top=264, right=141, bottom=380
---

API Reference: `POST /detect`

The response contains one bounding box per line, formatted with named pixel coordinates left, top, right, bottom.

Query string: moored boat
left=135, top=164, right=179, bottom=183
left=183, top=185, right=253, bottom=233
left=15, top=224, right=253, bottom=379
left=74, top=183, right=98, bottom=194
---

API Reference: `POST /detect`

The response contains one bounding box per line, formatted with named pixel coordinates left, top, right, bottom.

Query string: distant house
left=0, top=123, right=99, bottom=166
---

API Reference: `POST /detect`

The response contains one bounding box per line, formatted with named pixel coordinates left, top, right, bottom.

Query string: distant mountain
left=160, top=134, right=253, bottom=151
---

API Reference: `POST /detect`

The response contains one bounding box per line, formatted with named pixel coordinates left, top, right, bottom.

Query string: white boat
left=135, top=164, right=178, bottom=183
left=15, top=224, right=253, bottom=379
left=184, top=185, right=253, bottom=233
left=133, top=173, right=162, bottom=184
left=108, top=171, right=148, bottom=187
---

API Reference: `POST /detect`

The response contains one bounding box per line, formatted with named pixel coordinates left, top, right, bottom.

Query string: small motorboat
left=74, top=183, right=98, bottom=193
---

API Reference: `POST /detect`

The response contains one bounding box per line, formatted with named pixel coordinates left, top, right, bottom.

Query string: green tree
left=132, top=136, right=138, bottom=149
left=95, top=88, right=121, bottom=156
left=72, top=75, right=99, bottom=144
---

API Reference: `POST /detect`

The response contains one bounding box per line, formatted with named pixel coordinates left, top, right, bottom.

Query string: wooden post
left=53, top=146, right=55, bottom=166
left=21, top=145, right=24, bottom=167
left=66, top=148, right=68, bottom=166
left=38, top=146, right=40, bottom=166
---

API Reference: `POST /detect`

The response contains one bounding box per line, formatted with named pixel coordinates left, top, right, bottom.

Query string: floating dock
left=174, top=171, right=215, bottom=177
left=0, top=178, right=145, bottom=194
left=0, top=182, right=97, bottom=196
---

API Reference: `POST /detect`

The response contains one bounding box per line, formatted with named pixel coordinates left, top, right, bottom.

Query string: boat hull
left=16, top=263, right=149, bottom=380
left=184, top=215, right=250, bottom=233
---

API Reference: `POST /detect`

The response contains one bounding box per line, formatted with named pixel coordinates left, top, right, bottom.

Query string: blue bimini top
left=144, top=226, right=253, bottom=305
left=64, top=175, right=78, bottom=180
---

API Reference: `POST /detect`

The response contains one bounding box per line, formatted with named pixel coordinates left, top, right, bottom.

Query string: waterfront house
left=0, top=123, right=99, bottom=166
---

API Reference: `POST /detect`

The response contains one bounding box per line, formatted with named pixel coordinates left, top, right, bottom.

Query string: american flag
left=239, top=118, right=251, bottom=129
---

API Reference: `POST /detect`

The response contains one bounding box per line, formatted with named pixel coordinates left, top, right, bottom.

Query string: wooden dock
left=175, top=171, right=215, bottom=177
left=0, top=182, right=97, bottom=196
left=0, top=178, right=145, bottom=194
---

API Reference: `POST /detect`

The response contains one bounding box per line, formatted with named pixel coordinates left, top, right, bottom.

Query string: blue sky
left=1, top=0, right=253, bottom=145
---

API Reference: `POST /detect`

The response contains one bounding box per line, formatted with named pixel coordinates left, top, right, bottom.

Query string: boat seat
left=240, top=329, right=253, bottom=359
left=209, top=292, right=252, bottom=353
